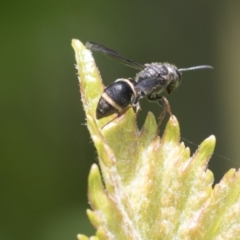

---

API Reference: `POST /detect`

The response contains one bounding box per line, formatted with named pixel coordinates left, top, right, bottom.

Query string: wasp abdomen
left=96, top=79, right=136, bottom=119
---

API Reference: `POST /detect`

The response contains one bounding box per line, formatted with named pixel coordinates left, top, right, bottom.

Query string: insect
left=86, top=41, right=213, bottom=126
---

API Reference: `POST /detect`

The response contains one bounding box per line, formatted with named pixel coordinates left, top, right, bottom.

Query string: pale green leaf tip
left=162, top=115, right=180, bottom=142
left=141, top=111, right=158, bottom=135
left=86, top=209, right=102, bottom=229
left=77, top=234, right=90, bottom=240
left=72, top=39, right=240, bottom=239
left=88, top=164, right=110, bottom=211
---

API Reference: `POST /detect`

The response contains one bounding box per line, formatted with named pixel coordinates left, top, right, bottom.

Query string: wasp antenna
left=178, top=65, right=213, bottom=72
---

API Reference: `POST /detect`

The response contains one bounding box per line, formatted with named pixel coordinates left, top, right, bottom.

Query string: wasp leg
left=157, top=97, right=173, bottom=127
left=135, top=102, right=141, bottom=117
left=131, top=95, right=142, bottom=116
left=147, top=95, right=173, bottom=127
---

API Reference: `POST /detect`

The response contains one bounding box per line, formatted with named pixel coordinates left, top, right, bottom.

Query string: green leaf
left=72, top=39, right=240, bottom=240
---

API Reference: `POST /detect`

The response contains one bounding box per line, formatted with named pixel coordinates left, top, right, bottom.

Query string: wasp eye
left=176, top=70, right=182, bottom=80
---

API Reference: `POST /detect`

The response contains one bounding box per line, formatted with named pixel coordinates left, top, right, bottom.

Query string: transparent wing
left=86, top=41, right=144, bottom=70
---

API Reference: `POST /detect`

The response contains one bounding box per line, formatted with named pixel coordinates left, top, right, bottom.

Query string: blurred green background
left=1, top=1, right=240, bottom=239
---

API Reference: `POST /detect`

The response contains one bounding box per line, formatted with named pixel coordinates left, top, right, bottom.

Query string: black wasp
left=86, top=41, right=213, bottom=126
